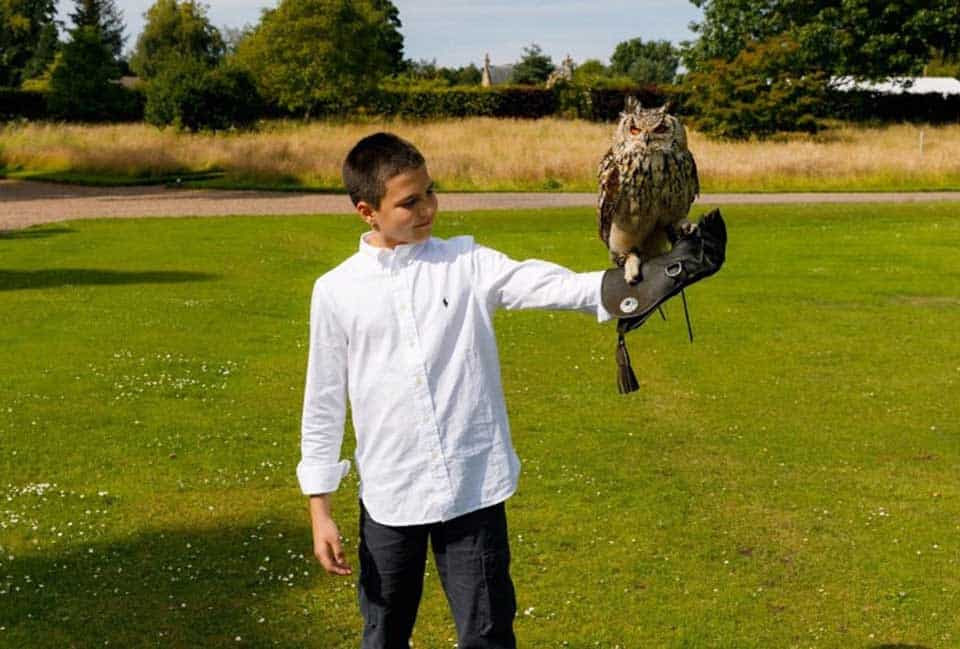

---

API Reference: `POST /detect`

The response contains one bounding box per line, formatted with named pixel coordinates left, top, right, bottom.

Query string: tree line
left=1, top=0, right=958, bottom=137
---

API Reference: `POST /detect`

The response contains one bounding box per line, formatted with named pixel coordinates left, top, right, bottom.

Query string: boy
left=297, top=131, right=613, bottom=649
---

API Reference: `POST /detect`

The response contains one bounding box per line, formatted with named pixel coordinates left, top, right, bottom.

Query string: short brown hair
left=342, top=132, right=426, bottom=209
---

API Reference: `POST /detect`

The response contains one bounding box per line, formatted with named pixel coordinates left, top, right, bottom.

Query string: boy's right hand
left=309, top=495, right=353, bottom=576
left=313, top=517, right=353, bottom=575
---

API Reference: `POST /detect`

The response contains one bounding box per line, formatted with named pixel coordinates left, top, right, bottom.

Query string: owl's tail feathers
left=615, top=332, right=640, bottom=394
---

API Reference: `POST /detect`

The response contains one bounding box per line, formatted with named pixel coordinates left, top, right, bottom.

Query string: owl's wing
left=688, top=151, right=700, bottom=198
left=597, top=147, right=620, bottom=245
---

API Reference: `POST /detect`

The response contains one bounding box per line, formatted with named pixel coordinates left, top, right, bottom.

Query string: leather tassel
left=615, top=331, right=640, bottom=394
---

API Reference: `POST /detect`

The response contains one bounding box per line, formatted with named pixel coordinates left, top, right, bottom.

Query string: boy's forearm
left=309, top=493, right=334, bottom=521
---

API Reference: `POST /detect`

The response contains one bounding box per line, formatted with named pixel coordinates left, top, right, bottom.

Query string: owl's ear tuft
left=624, top=95, right=640, bottom=112
left=658, top=101, right=673, bottom=114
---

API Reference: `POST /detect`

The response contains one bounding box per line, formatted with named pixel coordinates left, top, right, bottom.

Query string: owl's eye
left=653, top=122, right=670, bottom=134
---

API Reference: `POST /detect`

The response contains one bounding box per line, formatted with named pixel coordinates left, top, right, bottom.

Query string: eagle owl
left=597, top=96, right=700, bottom=285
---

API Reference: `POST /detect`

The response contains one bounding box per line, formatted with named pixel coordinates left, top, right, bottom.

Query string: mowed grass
left=1, top=202, right=959, bottom=648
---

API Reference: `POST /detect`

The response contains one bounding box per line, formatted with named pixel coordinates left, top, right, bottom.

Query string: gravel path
left=3, top=178, right=960, bottom=231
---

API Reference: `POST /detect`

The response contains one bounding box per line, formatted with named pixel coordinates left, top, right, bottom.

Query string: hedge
left=828, top=90, right=960, bottom=124
left=1, top=83, right=673, bottom=125
left=7, top=81, right=955, bottom=127
left=0, top=89, right=46, bottom=120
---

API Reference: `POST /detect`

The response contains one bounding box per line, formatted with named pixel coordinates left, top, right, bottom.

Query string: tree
left=683, top=35, right=827, bottom=139
left=509, top=43, right=555, bottom=85
left=0, top=0, right=60, bottom=87
left=439, top=63, right=481, bottom=86
left=610, top=38, right=679, bottom=85
left=46, top=25, right=126, bottom=120
left=232, top=0, right=405, bottom=116
left=129, top=0, right=225, bottom=80
left=68, top=0, right=126, bottom=60
left=682, top=0, right=960, bottom=80
left=572, top=58, right=608, bottom=85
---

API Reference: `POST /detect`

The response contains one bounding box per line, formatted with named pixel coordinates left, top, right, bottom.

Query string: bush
left=145, top=59, right=263, bottom=130
left=681, top=36, right=827, bottom=139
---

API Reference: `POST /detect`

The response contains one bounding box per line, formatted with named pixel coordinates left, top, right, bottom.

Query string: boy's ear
left=355, top=200, right=378, bottom=229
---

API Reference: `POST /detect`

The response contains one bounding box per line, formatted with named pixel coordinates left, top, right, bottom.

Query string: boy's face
left=358, top=165, right=437, bottom=248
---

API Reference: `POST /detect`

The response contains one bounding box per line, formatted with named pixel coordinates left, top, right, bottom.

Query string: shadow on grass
left=0, top=269, right=218, bottom=291
left=3, top=170, right=228, bottom=189
left=0, top=522, right=355, bottom=649
left=0, top=227, right=76, bottom=240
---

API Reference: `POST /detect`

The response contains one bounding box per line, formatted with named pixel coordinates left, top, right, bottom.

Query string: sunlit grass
left=2, top=118, right=960, bottom=192
left=1, top=202, right=959, bottom=647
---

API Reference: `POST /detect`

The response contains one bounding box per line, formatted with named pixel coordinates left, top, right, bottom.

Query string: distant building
left=481, top=53, right=514, bottom=86
left=830, top=76, right=960, bottom=97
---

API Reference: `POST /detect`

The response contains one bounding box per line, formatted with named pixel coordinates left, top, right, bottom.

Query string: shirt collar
left=358, top=231, right=429, bottom=265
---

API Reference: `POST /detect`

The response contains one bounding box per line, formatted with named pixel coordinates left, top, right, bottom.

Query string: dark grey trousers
left=358, top=499, right=517, bottom=649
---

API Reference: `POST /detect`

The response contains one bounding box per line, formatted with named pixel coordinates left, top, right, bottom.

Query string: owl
left=597, top=96, right=700, bottom=285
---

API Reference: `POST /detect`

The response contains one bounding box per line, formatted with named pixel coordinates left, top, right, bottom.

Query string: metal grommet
left=665, top=261, right=683, bottom=277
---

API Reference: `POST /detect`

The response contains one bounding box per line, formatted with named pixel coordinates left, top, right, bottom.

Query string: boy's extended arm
left=471, top=241, right=614, bottom=322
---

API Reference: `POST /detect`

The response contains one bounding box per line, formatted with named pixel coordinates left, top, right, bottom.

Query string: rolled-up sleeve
left=297, top=279, right=351, bottom=495
left=471, top=239, right=614, bottom=323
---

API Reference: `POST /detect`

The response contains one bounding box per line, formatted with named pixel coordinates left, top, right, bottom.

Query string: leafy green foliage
left=509, top=43, right=555, bottom=85
left=681, top=1, right=960, bottom=137
left=144, top=57, right=262, bottom=130
left=571, top=58, right=608, bottom=86
left=609, top=37, right=679, bottom=85
left=386, top=58, right=482, bottom=87
left=231, top=0, right=404, bottom=117
left=683, top=0, right=960, bottom=80
left=683, top=36, right=827, bottom=139
left=0, top=0, right=60, bottom=87
left=129, top=0, right=225, bottom=80
left=67, top=0, right=126, bottom=60
left=46, top=25, right=130, bottom=121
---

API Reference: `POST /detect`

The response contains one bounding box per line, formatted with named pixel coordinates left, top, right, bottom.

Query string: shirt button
left=415, top=376, right=423, bottom=385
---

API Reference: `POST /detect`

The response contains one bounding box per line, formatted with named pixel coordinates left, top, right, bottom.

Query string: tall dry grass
left=2, top=117, right=959, bottom=192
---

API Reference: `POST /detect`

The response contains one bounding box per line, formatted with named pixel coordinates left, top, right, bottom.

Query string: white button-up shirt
left=297, top=231, right=613, bottom=526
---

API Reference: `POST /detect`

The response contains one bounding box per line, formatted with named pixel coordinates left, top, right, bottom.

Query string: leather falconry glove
left=600, top=208, right=728, bottom=394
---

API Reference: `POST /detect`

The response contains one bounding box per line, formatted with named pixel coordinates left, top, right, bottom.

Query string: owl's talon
left=624, top=254, right=642, bottom=284
left=679, top=221, right=698, bottom=236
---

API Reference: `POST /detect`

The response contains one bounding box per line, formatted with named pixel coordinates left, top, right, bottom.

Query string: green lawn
left=1, top=203, right=958, bottom=648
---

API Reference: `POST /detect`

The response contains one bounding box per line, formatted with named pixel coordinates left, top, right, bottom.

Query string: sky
left=55, top=0, right=705, bottom=68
